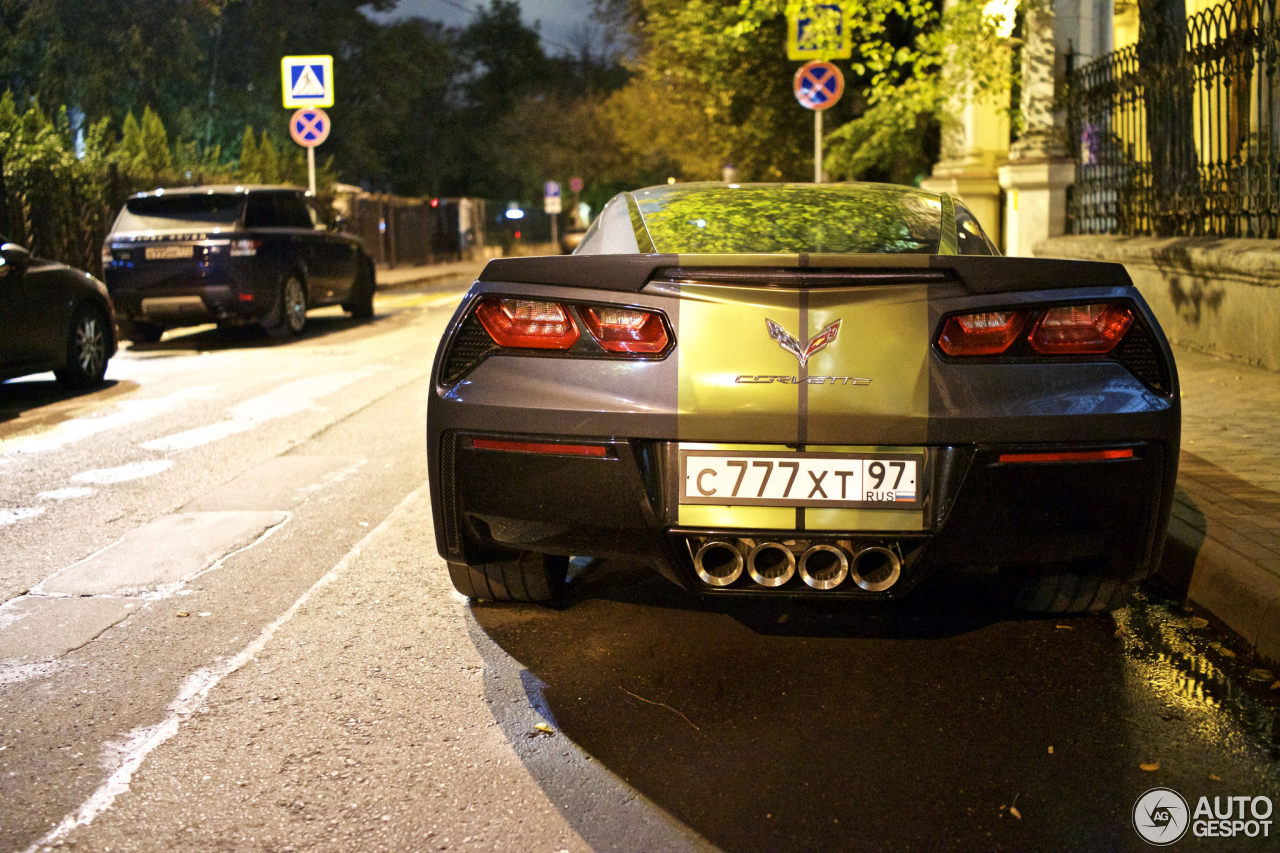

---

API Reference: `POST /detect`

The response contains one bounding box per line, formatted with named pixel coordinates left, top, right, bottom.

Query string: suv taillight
left=230, top=239, right=261, bottom=257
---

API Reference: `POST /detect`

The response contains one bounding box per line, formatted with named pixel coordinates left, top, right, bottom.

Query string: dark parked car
left=102, top=185, right=375, bottom=342
left=0, top=238, right=116, bottom=388
left=427, top=182, right=1180, bottom=613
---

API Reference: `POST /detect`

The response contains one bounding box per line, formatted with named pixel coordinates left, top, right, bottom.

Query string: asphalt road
left=1, top=279, right=1277, bottom=852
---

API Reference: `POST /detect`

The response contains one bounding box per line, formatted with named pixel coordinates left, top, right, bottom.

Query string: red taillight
left=475, top=297, right=580, bottom=350
left=470, top=438, right=608, bottom=457
left=1028, top=303, right=1134, bottom=354
left=999, top=448, right=1135, bottom=464
left=582, top=306, right=669, bottom=353
left=938, top=310, right=1029, bottom=356
left=230, top=239, right=260, bottom=257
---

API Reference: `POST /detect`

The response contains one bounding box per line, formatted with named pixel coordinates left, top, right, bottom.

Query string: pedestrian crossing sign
left=786, top=2, right=852, bottom=61
left=281, top=55, right=334, bottom=108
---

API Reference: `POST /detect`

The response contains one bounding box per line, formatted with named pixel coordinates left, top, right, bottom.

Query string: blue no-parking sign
left=793, top=60, right=844, bottom=111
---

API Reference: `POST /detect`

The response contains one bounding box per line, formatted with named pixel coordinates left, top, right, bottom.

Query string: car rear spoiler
left=477, top=253, right=1134, bottom=295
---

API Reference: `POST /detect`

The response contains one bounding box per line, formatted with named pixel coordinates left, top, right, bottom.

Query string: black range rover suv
left=103, top=185, right=375, bottom=342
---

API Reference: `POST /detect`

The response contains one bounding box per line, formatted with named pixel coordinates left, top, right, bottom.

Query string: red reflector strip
left=998, top=448, right=1135, bottom=464
left=470, top=438, right=608, bottom=457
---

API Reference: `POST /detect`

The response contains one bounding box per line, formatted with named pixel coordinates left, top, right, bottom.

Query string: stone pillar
left=921, top=98, right=1010, bottom=245
left=998, top=1, right=1076, bottom=256
left=920, top=0, right=1010, bottom=245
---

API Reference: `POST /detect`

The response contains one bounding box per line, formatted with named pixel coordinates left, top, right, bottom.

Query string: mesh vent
left=441, top=430, right=460, bottom=554
left=1111, top=323, right=1172, bottom=396
left=441, top=314, right=497, bottom=384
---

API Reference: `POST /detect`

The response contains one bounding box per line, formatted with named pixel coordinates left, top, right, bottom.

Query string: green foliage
left=604, top=0, right=1020, bottom=184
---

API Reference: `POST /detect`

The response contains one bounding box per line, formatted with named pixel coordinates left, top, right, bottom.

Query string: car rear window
left=633, top=185, right=944, bottom=255
left=115, top=194, right=245, bottom=232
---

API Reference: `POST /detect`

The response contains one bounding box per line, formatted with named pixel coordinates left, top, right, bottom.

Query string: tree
left=598, top=0, right=1018, bottom=184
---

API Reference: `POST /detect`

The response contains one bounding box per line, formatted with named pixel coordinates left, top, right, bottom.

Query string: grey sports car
left=427, top=182, right=1179, bottom=613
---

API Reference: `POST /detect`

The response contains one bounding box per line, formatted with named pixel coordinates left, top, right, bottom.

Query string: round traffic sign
left=793, top=61, right=844, bottom=111
left=289, top=107, right=330, bottom=148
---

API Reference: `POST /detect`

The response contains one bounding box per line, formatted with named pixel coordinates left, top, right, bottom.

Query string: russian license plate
left=680, top=450, right=922, bottom=509
left=145, top=245, right=193, bottom=260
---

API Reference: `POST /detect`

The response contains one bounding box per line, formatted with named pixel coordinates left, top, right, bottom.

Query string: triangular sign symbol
left=293, top=66, right=325, bottom=97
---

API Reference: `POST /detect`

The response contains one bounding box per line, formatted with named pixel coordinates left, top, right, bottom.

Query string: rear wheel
left=343, top=259, right=375, bottom=319
left=447, top=553, right=569, bottom=602
left=1004, top=564, right=1134, bottom=613
left=263, top=274, right=307, bottom=339
left=54, top=304, right=110, bottom=388
left=118, top=318, right=164, bottom=343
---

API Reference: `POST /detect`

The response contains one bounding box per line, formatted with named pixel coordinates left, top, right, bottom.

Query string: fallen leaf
left=1271, top=680, right=1280, bottom=691
left=1246, top=668, right=1273, bottom=682
left=1010, top=806, right=1022, bottom=820
left=1219, top=646, right=1237, bottom=659
left=176, top=611, right=190, bottom=618
left=533, top=723, right=555, bottom=735
left=1141, top=761, right=1160, bottom=772
left=1209, top=773, right=1222, bottom=782
left=1114, top=626, right=1128, bottom=638
left=1055, top=625, right=1074, bottom=631
left=1048, top=745, right=1054, bottom=755
left=1189, top=617, right=1209, bottom=629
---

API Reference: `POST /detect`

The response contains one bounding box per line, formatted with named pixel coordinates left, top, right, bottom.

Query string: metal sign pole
left=307, top=147, right=316, bottom=195
left=815, top=110, right=823, bottom=184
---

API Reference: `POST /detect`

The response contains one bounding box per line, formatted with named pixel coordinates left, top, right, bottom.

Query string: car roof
left=576, top=181, right=993, bottom=257
left=129, top=184, right=310, bottom=199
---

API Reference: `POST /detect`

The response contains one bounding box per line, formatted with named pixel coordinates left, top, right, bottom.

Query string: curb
left=1161, top=509, right=1280, bottom=666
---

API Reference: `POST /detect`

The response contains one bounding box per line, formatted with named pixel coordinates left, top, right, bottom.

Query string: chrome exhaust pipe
left=799, top=544, right=849, bottom=590
left=747, top=542, right=796, bottom=587
left=693, top=540, right=744, bottom=587
left=849, top=545, right=902, bottom=592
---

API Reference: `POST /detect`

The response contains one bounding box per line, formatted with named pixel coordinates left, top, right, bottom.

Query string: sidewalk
left=375, top=259, right=1280, bottom=663
left=1160, top=346, right=1280, bottom=664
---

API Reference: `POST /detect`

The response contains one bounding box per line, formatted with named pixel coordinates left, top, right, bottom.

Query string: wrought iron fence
left=1066, top=0, right=1279, bottom=237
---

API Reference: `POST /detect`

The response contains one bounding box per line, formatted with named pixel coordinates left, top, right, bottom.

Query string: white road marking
left=0, top=386, right=217, bottom=457
left=24, top=483, right=429, bottom=852
left=71, top=460, right=174, bottom=484
left=0, top=507, right=45, bottom=527
left=140, top=369, right=377, bottom=453
left=37, top=487, right=96, bottom=502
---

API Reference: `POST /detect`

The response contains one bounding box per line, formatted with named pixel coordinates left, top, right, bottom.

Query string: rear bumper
left=104, top=259, right=273, bottom=325
left=429, top=430, right=1178, bottom=598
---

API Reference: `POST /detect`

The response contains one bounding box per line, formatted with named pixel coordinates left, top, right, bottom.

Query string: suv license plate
left=145, top=245, right=193, bottom=260
left=680, top=450, right=921, bottom=509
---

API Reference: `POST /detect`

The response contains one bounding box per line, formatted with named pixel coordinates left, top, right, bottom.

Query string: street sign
left=786, top=2, right=852, bottom=61
left=793, top=60, right=844, bottom=111
left=569, top=176, right=583, bottom=193
left=544, top=181, right=562, bottom=215
left=282, top=55, right=334, bottom=108
left=289, top=108, right=330, bottom=148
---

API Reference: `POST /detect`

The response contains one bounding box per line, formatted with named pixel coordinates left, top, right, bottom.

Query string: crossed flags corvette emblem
left=766, top=318, right=842, bottom=368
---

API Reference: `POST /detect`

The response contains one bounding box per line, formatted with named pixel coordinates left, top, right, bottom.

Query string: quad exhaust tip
left=691, top=537, right=905, bottom=592
left=693, top=539, right=744, bottom=586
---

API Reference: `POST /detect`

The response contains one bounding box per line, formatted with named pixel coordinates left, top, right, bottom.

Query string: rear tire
left=447, top=553, right=569, bottom=602
left=263, top=274, right=307, bottom=339
left=54, top=304, right=111, bottom=388
left=1004, top=565, right=1134, bottom=614
left=344, top=259, right=375, bottom=320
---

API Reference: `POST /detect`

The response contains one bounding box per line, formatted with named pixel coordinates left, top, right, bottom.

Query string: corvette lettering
left=735, top=375, right=872, bottom=385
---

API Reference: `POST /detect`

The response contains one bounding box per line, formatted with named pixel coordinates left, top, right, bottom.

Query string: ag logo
left=766, top=318, right=841, bottom=368
left=1133, top=787, right=1190, bottom=845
